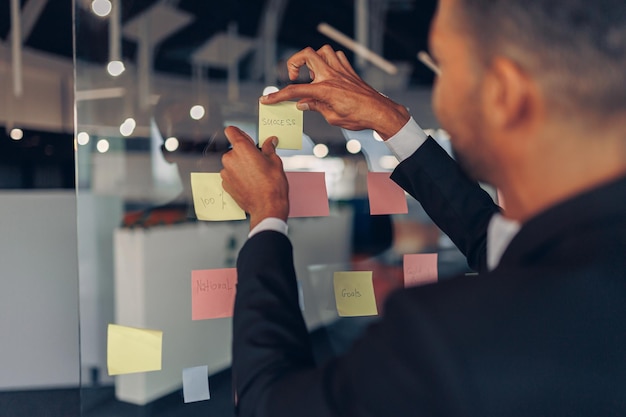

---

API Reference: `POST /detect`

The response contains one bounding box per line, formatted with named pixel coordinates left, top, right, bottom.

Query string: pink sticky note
left=403, top=254, right=438, bottom=287
left=192, top=268, right=237, bottom=320
left=286, top=172, right=330, bottom=218
left=367, top=172, right=408, bottom=215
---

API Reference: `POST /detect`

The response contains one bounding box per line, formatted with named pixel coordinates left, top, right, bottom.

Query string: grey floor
left=0, top=368, right=233, bottom=417
left=0, top=327, right=336, bottom=417
left=0, top=388, right=80, bottom=417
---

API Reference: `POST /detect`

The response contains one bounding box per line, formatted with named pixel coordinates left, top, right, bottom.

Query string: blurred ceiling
left=0, top=0, right=437, bottom=85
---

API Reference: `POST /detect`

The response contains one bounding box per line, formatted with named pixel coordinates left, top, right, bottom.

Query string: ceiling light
left=77, top=132, right=90, bottom=145
left=164, top=137, right=179, bottom=152
left=107, top=60, right=125, bottom=76
left=313, top=144, right=329, bottom=158
left=10, top=128, right=23, bottom=141
left=346, top=139, right=362, bottom=154
left=379, top=155, right=399, bottom=170
left=91, top=0, right=112, bottom=17
left=190, top=105, right=205, bottom=120
left=96, top=139, right=110, bottom=153
left=119, top=118, right=136, bottom=137
left=263, top=86, right=279, bottom=96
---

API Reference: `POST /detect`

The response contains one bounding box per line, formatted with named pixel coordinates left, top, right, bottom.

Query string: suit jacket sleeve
left=233, top=230, right=474, bottom=417
left=390, top=137, right=500, bottom=272
left=233, top=230, right=317, bottom=416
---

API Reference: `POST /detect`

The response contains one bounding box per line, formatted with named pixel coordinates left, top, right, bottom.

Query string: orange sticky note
left=286, top=172, right=330, bottom=218
left=107, top=324, right=163, bottom=376
left=367, top=172, right=408, bottom=215
left=333, top=271, right=378, bottom=317
left=192, top=268, right=237, bottom=320
left=403, top=254, right=438, bottom=287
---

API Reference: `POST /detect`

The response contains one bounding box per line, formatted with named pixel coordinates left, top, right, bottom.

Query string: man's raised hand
left=220, top=126, right=289, bottom=231
left=260, top=45, right=410, bottom=139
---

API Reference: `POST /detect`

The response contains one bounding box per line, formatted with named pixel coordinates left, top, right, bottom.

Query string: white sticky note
left=182, top=365, right=211, bottom=403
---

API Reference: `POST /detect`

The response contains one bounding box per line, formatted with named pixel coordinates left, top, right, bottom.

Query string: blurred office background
left=0, top=1, right=479, bottom=416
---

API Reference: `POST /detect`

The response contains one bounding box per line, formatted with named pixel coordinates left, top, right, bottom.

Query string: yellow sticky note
left=190, top=173, right=246, bottom=221
left=333, top=271, right=379, bottom=317
left=107, top=324, right=163, bottom=376
left=258, top=102, right=303, bottom=149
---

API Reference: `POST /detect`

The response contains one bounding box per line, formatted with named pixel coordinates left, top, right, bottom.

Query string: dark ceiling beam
left=6, top=0, right=48, bottom=98
left=19, top=0, right=48, bottom=43
left=251, top=0, right=290, bottom=84
left=10, top=0, right=22, bottom=97
left=5, top=0, right=49, bottom=44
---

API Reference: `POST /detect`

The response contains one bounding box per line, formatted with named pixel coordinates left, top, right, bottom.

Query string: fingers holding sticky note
left=259, top=102, right=303, bottom=150
left=191, top=173, right=246, bottom=221
left=107, top=324, right=163, bottom=376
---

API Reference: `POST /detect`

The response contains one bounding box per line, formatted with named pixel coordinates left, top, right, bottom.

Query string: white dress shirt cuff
left=486, top=213, right=520, bottom=271
left=248, top=217, right=289, bottom=238
left=377, top=117, right=428, bottom=162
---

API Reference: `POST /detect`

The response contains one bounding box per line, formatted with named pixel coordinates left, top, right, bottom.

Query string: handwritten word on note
left=192, top=268, right=237, bottom=320
left=190, top=173, right=246, bottom=221
left=403, top=253, right=438, bottom=287
left=107, top=324, right=163, bottom=376
left=367, top=172, right=408, bottom=215
left=182, top=365, right=211, bottom=403
left=258, top=102, right=303, bottom=150
left=333, top=271, right=378, bottom=317
left=286, top=172, right=330, bottom=218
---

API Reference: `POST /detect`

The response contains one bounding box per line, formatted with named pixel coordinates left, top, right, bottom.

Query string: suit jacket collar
left=498, top=174, right=626, bottom=269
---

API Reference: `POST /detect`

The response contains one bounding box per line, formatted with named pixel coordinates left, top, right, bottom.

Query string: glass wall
left=1, top=2, right=78, bottom=411
left=74, top=1, right=470, bottom=415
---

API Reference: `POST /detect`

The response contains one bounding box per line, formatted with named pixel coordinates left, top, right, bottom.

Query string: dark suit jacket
left=232, top=137, right=626, bottom=416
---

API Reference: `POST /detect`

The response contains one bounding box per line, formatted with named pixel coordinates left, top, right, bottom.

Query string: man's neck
left=496, top=125, right=626, bottom=223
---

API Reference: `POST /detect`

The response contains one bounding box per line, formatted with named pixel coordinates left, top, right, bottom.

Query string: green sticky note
left=333, top=271, right=379, bottom=317
left=258, top=102, right=303, bottom=150
left=107, top=324, right=163, bottom=376
left=190, top=173, right=246, bottom=221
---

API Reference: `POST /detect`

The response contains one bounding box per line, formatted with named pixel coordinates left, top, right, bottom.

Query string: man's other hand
left=221, top=126, right=289, bottom=231
left=260, top=45, right=410, bottom=139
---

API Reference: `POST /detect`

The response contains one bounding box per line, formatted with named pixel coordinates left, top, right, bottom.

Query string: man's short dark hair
left=457, top=0, right=626, bottom=118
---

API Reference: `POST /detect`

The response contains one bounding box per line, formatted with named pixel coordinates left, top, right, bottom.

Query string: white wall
left=76, top=192, right=123, bottom=386
left=0, top=191, right=80, bottom=389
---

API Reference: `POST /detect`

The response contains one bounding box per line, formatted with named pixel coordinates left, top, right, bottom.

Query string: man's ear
left=481, top=57, right=541, bottom=133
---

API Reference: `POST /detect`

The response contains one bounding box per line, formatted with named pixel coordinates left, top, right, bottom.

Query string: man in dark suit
left=220, top=0, right=626, bottom=415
